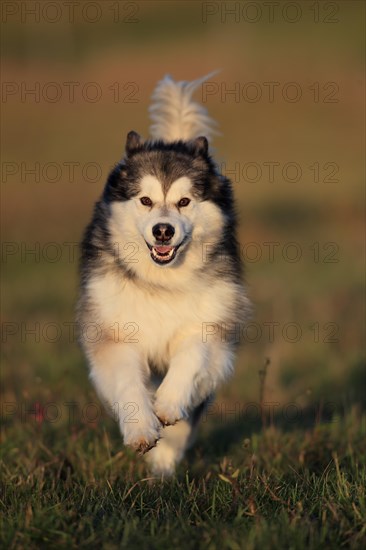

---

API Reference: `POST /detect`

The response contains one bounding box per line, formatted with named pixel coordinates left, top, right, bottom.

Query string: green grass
left=1, top=408, right=365, bottom=549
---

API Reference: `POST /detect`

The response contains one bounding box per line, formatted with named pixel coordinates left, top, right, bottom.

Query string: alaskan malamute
left=78, top=74, right=250, bottom=476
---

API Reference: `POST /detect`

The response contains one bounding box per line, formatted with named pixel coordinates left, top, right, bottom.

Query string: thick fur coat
left=78, top=75, right=250, bottom=475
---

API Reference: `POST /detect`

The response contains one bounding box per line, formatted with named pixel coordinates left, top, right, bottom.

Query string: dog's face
left=135, top=173, right=195, bottom=265
left=105, top=131, right=234, bottom=275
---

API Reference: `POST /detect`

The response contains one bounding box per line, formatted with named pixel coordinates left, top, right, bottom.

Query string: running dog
left=78, top=74, right=249, bottom=475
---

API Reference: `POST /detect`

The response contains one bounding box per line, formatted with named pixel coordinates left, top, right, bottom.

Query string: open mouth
left=145, top=241, right=184, bottom=265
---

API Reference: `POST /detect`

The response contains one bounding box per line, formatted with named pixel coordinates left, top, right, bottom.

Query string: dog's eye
left=178, top=198, right=191, bottom=207
left=140, top=196, right=153, bottom=207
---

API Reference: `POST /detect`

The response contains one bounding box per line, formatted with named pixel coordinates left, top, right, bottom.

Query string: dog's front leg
left=88, top=343, right=161, bottom=454
left=154, top=337, right=214, bottom=426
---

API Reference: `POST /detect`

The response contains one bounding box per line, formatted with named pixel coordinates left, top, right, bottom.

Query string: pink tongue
left=154, top=246, right=173, bottom=254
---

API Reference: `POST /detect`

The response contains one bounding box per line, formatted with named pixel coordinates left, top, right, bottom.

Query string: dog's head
left=104, top=131, right=235, bottom=276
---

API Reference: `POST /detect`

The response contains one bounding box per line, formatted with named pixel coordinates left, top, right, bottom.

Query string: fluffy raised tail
left=149, top=72, right=219, bottom=143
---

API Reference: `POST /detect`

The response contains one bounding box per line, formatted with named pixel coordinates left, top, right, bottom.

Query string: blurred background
left=1, top=1, right=365, bottom=437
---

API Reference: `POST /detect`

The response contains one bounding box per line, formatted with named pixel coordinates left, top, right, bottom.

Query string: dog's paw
left=130, top=437, right=159, bottom=456
left=156, top=414, right=177, bottom=427
left=122, top=416, right=161, bottom=454
left=154, top=400, right=186, bottom=427
left=144, top=439, right=177, bottom=477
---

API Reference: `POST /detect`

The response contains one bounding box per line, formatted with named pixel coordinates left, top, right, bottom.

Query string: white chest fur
left=87, top=270, right=235, bottom=365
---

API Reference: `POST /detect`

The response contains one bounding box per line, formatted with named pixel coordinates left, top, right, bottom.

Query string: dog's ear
left=125, top=131, right=143, bottom=156
left=192, top=136, right=209, bottom=157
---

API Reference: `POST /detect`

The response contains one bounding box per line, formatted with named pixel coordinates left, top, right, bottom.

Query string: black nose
left=152, top=223, right=175, bottom=242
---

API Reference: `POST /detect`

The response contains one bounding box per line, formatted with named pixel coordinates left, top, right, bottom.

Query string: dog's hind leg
left=145, top=398, right=212, bottom=477
left=145, top=420, right=192, bottom=477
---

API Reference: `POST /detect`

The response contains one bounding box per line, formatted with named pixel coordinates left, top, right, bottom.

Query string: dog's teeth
left=153, top=247, right=174, bottom=258
left=150, top=244, right=178, bottom=264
